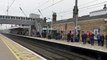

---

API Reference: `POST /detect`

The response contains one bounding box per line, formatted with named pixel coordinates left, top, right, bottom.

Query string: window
left=21, top=17, right=24, bottom=20
left=7, top=16, right=10, bottom=19
left=13, top=17, right=15, bottom=19
left=16, top=17, right=18, bottom=19
left=0, top=16, right=3, bottom=19
left=33, top=19, right=35, bottom=20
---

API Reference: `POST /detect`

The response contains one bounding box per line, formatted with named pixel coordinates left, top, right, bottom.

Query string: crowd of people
left=67, top=31, right=107, bottom=47
left=41, top=31, right=63, bottom=39
left=35, top=30, right=107, bottom=47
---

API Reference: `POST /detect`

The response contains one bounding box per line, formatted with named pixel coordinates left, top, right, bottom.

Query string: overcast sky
left=0, top=0, right=106, bottom=20
left=0, top=0, right=107, bottom=29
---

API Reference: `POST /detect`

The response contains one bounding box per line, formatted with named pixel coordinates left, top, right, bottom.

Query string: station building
left=48, top=5, right=107, bottom=35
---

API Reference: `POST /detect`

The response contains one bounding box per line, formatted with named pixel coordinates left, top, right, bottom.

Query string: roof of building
left=47, top=14, right=106, bottom=24
left=90, top=8, right=107, bottom=14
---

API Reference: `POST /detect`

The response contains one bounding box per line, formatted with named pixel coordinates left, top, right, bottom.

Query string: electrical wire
left=58, top=5, right=104, bottom=17
left=79, top=1, right=107, bottom=9
left=57, top=0, right=98, bottom=14
left=57, top=1, right=107, bottom=14
left=79, top=0, right=98, bottom=7
left=33, top=0, right=50, bottom=13
left=54, top=1, right=107, bottom=19
left=41, top=0, right=64, bottom=11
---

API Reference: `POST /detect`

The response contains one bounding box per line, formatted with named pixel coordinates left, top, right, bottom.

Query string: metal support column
left=73, top=0, right=79, bottom=39
left=29, top=26, right=31, bottom=36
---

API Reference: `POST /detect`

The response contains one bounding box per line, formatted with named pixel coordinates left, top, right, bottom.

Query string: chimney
left=52, top=12, right=57, bottom=22
left=44, top=17, right=47, bottom=23
left=103, top=4, right=106, bottom=9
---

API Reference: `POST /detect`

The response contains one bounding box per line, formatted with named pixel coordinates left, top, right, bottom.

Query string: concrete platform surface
left=0, top=36, right=17, bottom=60
left=22, top=35, right=107, bottom=53
left=0, top=34, right=46, bottom=60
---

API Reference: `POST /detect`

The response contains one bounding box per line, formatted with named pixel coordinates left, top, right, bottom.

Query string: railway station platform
left=0, top=34, right=46, bottom=60
left=14, top=34, right=107, bottom=60
left=25, top=36, right=107, bottom=53
left=2, top=33, right=107, bottom=60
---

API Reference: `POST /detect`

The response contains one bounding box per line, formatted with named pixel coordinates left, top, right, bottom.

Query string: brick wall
left=52, top=18, right=106, bottom=34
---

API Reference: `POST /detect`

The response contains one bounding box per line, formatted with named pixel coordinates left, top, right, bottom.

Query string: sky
left=0, top=0, right=106, bottom=20
left=0, top=0, right=107, bottom=29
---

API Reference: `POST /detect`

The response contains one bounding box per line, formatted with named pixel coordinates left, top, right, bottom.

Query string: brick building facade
left=48, top=15, right=107, bottom=34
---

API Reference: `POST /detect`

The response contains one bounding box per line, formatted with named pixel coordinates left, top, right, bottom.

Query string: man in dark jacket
left=81, top=31, right=87, bottom=44
left=90, top=32, right=94, bottom=45
left=67, top=31, right=71, bottom=42
left=106, top=32, right=107, bottom=47
left=101, top=34, right=104, bottom=46
left=36, top=32, right=41, bottom=37
left=97, top=33, right=101, bottom=46
left=42, top=31, right=47, bottom=38
left=71, top=33, right=74, bottom=42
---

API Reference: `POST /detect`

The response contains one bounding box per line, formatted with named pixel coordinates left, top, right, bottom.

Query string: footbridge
left=0, top=15, right=46, bottom=35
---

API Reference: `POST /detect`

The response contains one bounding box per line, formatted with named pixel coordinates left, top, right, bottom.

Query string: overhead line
left=79, top=4, right=104, bottom=11
left=79, top=1, right=107, bottom=9
left=41, top=0, right=64, bottom=11
left=58, top=5, right=103, bottom=15
left=79, top=0, right=98, bottom=7
left=57, top=0, right=97, bottom=14
left=57, top=1, right=107, bottom=14
left=33, top=0, right=50, bottom=12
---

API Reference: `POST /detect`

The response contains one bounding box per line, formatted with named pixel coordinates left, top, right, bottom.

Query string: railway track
left=4, top=34, right=96, bottom=60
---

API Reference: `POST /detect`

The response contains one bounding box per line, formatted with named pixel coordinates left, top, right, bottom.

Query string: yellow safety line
left=0, top=36, right=20, bottom=60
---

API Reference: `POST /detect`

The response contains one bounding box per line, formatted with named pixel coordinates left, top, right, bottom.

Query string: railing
left=0, top=15, right=35, bottom=21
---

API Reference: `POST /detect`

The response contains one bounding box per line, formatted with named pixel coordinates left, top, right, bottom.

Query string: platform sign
left=93, top=28, right=100, bottom=40
left=104, top=19, right=107, bottom=21
left=74, top=26, right=80, bottom=35
left=105, top=19, right=107, bottom=23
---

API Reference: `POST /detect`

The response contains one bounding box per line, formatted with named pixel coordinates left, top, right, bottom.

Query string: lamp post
left=73, top=0, right=79, bottom=40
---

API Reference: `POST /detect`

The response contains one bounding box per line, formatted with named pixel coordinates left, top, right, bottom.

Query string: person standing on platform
left=105, top=32, right=107, bottom=47
left=67, top=31, right=71, bottom=42
left=42, top=31, right=47, bottom=38
left=36, top=32, right=41, bottom=37
left=71, top=33, right=74, bottom=42
left=86, top=31, right=90, bottom=44
left=90, top=32, right=94, bottom=45
left=59, top=32, right=62, bottom=40
left=77, top=30, right=80, bottom=42
left=55, top=32, right=59, bottom=40
left=81, top=31, right=87, bottom=44
left=60, top=31, right=63, bottom=40
left=48, top=32, right=52, bottom=39
left=97, top=33, right=101, bottom=46
left=100, top=34, right=104, bottom=46
left=57, top=32, right=61, bottom=40
left=76, top=33, right=80, bottom=42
